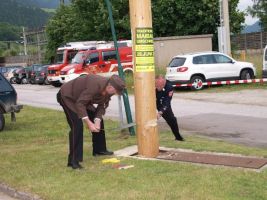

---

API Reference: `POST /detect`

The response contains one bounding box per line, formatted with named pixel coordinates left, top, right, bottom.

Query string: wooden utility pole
left=129, top=0, right=159, bottom=157
left=222, top=0, right=231, bottom=55
left=22, top=27, right=27, bottom=56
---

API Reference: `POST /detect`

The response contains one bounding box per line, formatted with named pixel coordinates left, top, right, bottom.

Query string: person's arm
left=158, top=83, right=173, bottom=115
left=75, top=89, right=100, bottom=132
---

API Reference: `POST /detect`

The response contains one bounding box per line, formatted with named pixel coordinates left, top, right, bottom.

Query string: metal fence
left=231, top=31, right=267, bottom=53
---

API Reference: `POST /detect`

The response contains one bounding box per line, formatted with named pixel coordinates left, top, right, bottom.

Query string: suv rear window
left=0, top=75, right=13, bottom=92
left=169, top=57, right=186, bottom=67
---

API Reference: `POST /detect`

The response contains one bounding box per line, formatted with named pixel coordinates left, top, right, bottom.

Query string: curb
left=0, top=183, right=42, bottom=200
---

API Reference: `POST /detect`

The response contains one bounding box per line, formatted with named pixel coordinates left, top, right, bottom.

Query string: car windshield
left=169, top=57, right=186, bottom=67
left=32, top=65, right=42, bottom=71
left=71, top=52, right=86, bottom=64
left=36, top=66, right=44, bottom=71
left=56, top=50, right=64, bottom=64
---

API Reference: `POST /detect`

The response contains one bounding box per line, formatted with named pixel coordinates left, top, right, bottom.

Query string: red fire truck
left=47, top=41, right=110, bottom=87
left=59, top=41, right=133, bottom=83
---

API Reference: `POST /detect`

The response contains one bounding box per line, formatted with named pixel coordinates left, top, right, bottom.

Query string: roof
left=172, top=51, right=223, bottom=58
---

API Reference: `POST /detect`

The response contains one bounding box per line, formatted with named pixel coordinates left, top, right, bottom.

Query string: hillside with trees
left=248, top=0, right=267, bottom=31
left=0, top=0, right=50, bottom=28
left=15, top=0, right=70, bottom=8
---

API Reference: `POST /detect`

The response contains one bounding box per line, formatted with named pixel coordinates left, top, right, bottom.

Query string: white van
left=263, top=45, right=267, bottom=78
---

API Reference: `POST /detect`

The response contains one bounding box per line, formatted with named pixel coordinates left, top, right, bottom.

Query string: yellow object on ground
left=101, top=158, right=120, bottom=164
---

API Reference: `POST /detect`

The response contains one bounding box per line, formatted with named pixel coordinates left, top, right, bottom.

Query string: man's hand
left=83, top=117, right=99, bottom=132
left=157, top=112, right=163, bottom=120
left=94, top=118, right=101, bottom=131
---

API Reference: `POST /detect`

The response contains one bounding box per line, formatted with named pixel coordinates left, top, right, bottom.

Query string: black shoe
left=93, top=150, right=114, bottom=156
left=175, top=137, right=184, bottom=141
left=67, top=161, right=83, bottom=169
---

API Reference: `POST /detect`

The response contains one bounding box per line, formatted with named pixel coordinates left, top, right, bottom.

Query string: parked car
left=13, top=67, right=31, bottom=84
left=3, top=66, right=23, bottom=83
left=35, top=65, right=50, bottom=85
left=0, top=73, right=23, bottom=131
left=263, top=45, right=267, bottom=78
left=28, top=64, right=43, bottom=84
left=165, top=51, right=256, bottom=90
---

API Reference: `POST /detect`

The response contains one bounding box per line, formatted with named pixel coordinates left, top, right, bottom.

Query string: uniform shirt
left=60, top=74, right=112, bottom=119
left=156, top=80, right=173, bottom=114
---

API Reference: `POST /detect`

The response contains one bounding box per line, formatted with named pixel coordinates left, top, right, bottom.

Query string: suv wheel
left=240, top=70, right=253, bottom=80
left=44, top=78, right=50, bottom=85
left=10, top=77, right=16, bottom=84
left=51, top=82, right=62, bottom=87
left=0, top=113, right=5, bottom=132
left=190, top=76, right=205, bottom=90
left=21, top=78, right=28, bottom=84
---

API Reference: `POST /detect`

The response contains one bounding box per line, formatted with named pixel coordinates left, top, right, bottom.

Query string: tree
left=0, top=23, right=21, bottom=41
left=248, top=0, right=267, bottom=31
left=45, top=0, right=245, bottom=59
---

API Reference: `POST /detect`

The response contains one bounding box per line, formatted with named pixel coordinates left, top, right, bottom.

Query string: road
left=13, top=84, right=267, bottom=148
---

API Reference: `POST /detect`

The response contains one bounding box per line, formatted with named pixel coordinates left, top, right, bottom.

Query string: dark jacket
left=60, top=74, right=112, bottom=119
left=156, top=80, right=173, bottom=114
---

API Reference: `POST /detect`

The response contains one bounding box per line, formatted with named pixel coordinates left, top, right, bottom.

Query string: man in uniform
left=155, top=75, right=184, bottom=141
left=57, top=74, right=125, bottom=169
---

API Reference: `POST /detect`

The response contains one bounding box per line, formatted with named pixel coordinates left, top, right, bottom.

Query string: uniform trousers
left=161, top=106, right=183, bottom=140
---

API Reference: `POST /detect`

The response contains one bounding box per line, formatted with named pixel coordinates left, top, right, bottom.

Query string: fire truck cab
left=47, top=41, right=106, bottom=87
left=59, top=41, right=133, bottom=83
left=263, top=45, right=267, bottom=78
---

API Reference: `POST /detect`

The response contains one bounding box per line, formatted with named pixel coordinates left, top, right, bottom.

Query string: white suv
left=166, top=52, right=256, bottom=90
left=263, top=45, right=267, bottom=78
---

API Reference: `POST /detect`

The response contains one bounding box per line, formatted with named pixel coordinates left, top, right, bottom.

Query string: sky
left=238, top=0, right=259, bottom=25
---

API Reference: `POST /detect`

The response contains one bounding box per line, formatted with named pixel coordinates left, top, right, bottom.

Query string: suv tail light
left=177, top=67, right=188, bottom=72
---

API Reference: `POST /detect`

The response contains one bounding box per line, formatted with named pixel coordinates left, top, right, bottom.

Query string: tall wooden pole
left=129, top=0, right=159, bottom=157
left=222, top=0, right=231, bottom=55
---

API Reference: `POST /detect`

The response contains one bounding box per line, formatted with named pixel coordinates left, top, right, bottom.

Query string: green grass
left=0, top=106, right=266, bottom=200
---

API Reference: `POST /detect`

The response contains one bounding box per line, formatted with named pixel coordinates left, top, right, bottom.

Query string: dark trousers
left=57, top=92, right=83, bottom=164
left=87, top=111, right=107, bottom=153
left=162, top=107, right=183, bottom=140
left=57, top=92, right=107, bottom=164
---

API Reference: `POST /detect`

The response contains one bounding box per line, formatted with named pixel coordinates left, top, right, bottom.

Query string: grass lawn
left=0, top=106, right=266, bottom=200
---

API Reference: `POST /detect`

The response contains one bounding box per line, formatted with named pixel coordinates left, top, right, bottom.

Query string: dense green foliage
left=46, top=0, right=244, bottom=58
left=0, top=0, right=50, bottom=28
left=248, top=0, right=267, bottom=31
left=0, top=22, right=21, bottom=41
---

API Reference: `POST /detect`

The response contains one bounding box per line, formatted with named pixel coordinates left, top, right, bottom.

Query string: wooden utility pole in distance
left=222, top=0, right=231, bottom=55
left=129, top=0, right=159, bottom=157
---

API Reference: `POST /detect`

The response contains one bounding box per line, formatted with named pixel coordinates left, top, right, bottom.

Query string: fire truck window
left=103, top=51, right=117, bottom=61
left=87, top=52, right=99, bottom=64
left=68, top=50, right=78, bottom=62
